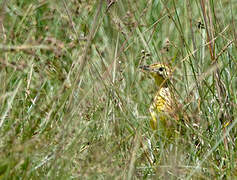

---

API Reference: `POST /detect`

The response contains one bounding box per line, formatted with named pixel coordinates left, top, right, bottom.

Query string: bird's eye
left=159, top=67, right=164, bottom=72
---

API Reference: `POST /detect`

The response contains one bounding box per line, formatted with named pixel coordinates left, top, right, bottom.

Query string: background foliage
left=0, top=0, right=236, bottom=179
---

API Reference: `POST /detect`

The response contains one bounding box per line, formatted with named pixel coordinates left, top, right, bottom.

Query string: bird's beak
left=139, top=65, right=151, bottom=71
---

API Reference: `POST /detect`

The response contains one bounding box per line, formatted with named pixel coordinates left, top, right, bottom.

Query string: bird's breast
left=154, top=87, right=172, bottom=112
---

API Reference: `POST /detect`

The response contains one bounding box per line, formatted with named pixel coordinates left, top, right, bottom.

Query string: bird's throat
left=153, top=75, right=167, bottom=88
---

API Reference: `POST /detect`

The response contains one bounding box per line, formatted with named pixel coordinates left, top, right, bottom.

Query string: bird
left=139, top=63, right=178, bottom=139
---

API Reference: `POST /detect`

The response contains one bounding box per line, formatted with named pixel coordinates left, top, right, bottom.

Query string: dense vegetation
left=0, top=0, right=236, bottom=179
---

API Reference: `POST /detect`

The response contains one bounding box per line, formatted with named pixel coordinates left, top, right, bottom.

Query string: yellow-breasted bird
left=140, top=63, right=178, bottom=139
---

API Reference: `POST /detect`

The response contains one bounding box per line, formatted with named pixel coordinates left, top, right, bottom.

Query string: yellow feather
left=140, top=63, right=175, bottom=137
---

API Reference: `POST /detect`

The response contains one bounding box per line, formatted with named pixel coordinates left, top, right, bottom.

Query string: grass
left=0, top=0, right=236, bottom=179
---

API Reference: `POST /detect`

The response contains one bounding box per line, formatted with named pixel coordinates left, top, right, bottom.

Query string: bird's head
left=139, top=63, right=171, bottom=87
